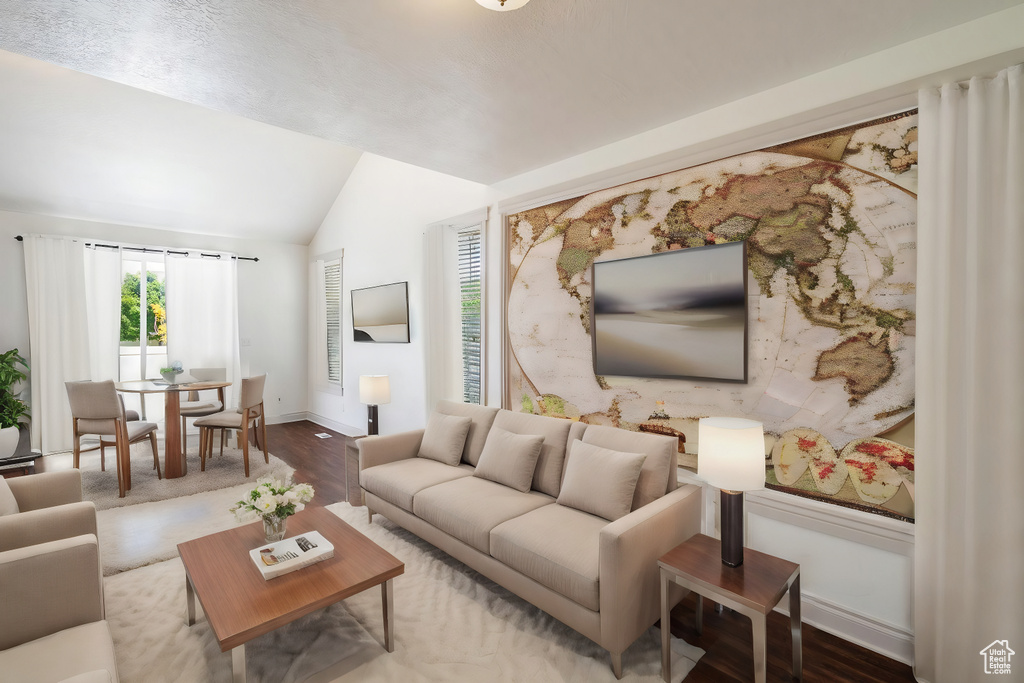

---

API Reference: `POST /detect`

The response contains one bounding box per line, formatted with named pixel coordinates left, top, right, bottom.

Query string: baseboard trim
left=773, top=591, right=914, bottom=665
left=304, top=412, right=365, bottom=437
left=263, top=412, right=309, bottom=426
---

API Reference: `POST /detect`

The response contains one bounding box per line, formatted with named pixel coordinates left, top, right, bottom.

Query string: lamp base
left=720, top=489, right=744, bottom=567
left=367, top=404, right=379, bottom=436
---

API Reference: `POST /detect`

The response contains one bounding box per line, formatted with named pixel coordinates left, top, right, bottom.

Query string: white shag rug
left=81, top=440, right=294, bottom=511
left=104, top=502, right=704, bottom=683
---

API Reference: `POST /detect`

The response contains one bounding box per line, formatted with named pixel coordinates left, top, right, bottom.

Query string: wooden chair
left=195, top=374, right=268, bottom=477
left=179, top=367, right=227, bottom=455
left=65, top=380, right=160, bottom=498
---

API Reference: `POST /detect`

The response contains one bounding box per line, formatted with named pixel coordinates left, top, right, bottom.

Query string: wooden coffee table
left=177, top=505, right=404, bottom=682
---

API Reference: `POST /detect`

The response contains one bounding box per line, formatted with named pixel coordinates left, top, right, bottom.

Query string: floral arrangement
left=231, top=475, right=315, bottom=523
left=159, top=360, right=184, bottom=375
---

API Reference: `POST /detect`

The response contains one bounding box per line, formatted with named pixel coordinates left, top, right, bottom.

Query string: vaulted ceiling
left=0, top=0, right=1022, bottom=243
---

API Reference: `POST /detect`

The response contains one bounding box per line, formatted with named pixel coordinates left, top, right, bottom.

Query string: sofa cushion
left=0, top=477, right=18, bottom=516
left=492, top=411, right=572, bottom=498
left=557, top=441, right=646, bottom=522
left=60, top=672, right=113, bottom=683
left=490, top=504, right=606, bottom=611
left=473, top=427, right=544, bottom=493
left=418, top=413, right=472, bottom=466
left=435, top=400, right=500, bottom=466
left=582, top=424, right=677, bottom=510
left=413, top=477, right=554, bottom=553
left=0, top=621, right=119, bottom=683
left=362, top=459, right=473, bottom=512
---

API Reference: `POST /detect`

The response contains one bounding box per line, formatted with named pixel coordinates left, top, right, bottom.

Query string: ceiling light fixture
left=475, top=0, right=530, bottom=11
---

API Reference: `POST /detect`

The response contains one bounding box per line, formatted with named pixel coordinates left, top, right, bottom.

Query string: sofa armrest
left=7, top=470, right=83, bottom=511
left=0, top=501, right=98, bottom=553
left=598, top=483, right=702, bottom=655
left=358, top=429, right=424, bottom=471
left=0, top=534, right=104, bottom=651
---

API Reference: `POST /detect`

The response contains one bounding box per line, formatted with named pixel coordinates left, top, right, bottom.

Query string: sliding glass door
left=119, top=254, right=167, bottom=419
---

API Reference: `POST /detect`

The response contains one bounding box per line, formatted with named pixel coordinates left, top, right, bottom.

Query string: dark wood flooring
left=22, top=419, right=918, bottom=682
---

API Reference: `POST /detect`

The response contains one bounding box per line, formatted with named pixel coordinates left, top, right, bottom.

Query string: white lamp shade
left=475, top=0, right=530, bottom=10
left=697, top=417, right=765, bottom=492
left=359, top=375, right=391, bottom=405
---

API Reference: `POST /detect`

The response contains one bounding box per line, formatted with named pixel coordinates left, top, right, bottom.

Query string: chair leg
left=181, top=415, right=188, bottom=455
left=261, top=412, right=269, bottom=464
left=242, top=422, right=250, bottom=478
left=199, top=427, right=207, bottom=471
left=100, top=442, right=105, bottom=472
left=220, top=429, right=226, bottom=458
left=150, top=432, right=161, bottom=479
left=73, top=434, right=81, bottom=469
left=116, top=435, right=127, bottom=498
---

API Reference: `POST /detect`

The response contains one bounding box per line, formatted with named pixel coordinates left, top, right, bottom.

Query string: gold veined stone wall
left=505, top=111, right=918, bottom=520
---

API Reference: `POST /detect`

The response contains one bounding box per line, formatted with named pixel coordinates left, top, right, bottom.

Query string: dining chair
left=179, top=367, right=227, bottom=455
left=65, top=380, right=160, bottom=498
left=194, top=373, right=268, bottom=478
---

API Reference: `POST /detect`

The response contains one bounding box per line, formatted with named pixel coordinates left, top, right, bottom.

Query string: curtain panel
left=164, top=252, right=242, bottom=408
left=23, top=236, right=120, bottom=453
left=915, top=64, right=1023, bottom=682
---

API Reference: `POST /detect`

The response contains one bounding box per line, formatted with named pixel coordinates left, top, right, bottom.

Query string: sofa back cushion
left=418, top=413, right=473, bottom=466
left=492, top=411, right=572, bottom=497
left=557, top=440, right=646, bottom=521
left=473, top=427, right=545, bottom=493
left=581, top=424, right=677, bottom=509
left=436, top=400, right=500, bottom=466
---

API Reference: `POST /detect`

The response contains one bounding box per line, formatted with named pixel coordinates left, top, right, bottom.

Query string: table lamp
left=359, top=375, right=391, bottom=436
left=697, top=417, right=765, bottom=567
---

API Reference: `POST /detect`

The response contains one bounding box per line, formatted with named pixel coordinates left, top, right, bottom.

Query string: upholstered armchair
left=0, top=469, right=97, bottom=553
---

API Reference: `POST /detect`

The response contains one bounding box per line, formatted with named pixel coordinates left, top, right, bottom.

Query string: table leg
left=751, top=613, right=767, bottom=683
left=382, top=579, right=395, bottom=653
left=185, top=573, right=196, bottom=626
left=232, top=644, right=246, bottom=683
left=790, top=574, right=802, bottom=681
left=164, top=390, right=184, bottom=478
left=660, top=570, right=671, bottom=683
left=695, top=593, right=703, bottom=635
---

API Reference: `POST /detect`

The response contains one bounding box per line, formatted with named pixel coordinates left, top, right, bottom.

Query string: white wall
left=0, top=209, right=308, bottom=421
left=477, top=8, right=1024, bottom=664
left=307, top=154, right=493, bottom=435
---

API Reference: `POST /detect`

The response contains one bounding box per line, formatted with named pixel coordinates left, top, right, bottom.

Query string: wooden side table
left=658, top=533, right=801, bottom=683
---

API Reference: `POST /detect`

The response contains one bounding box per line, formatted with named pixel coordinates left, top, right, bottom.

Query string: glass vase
left=263, top=515, right=288, bottom=543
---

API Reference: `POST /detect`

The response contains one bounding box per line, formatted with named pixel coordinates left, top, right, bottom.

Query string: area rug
left=81, top=440, right=294, bottom=510
left=103, top=502, right=704, bottom=682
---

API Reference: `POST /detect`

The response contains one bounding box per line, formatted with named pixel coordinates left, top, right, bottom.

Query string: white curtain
left=23, top=236, right=121, bottom=453
left=164, top=252, right=241, bottom=407
left=915, top=64, right=1023, bottom=682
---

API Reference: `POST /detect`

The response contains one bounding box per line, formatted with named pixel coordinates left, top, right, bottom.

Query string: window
left=426, top=210, right=487, bottom=407
left=458, top=229, right=482, bottom=404
left=324, top=259, right=342, bottom=384
left=119, top=253, right=168, bottom=418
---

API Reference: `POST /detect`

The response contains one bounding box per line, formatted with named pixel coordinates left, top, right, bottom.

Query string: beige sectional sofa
left=358, top=400, right=702, bottom=677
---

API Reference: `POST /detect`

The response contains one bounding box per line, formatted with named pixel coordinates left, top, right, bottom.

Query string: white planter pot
left=0, top=425, right=19, bottom=460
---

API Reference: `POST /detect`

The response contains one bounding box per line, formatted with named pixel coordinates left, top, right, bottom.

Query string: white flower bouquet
left=231, top=475, right=315, bottom=524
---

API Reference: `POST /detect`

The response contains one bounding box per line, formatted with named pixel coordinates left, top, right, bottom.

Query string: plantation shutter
left=325, top=260, right=342, bottom=384
left=458, top=229, right=482, bottom=404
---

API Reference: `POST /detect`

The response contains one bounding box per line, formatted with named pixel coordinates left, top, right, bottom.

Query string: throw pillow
left=557, top=440, right=646, bottom=521
left=0, top=476, right=19, bottom=516
left=473, top=427, right=545, bottom=493
left=418, top=413, right=473, bottom=466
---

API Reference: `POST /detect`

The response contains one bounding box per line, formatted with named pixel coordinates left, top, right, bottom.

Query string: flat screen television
left=591, top=241, right=748, bottom=382
left=351, top=281, right=410, bottom=343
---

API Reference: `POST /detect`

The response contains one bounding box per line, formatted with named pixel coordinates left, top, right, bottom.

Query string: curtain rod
left=14, top=235, right=259, bottom=262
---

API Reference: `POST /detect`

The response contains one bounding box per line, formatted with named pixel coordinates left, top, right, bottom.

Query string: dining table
left=115, top=378, right=231, bottom=479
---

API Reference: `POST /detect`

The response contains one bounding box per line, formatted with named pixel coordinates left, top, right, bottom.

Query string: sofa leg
left=610, top=650, right=623, bottom=679
left=367, top=507, right=374, bottom=524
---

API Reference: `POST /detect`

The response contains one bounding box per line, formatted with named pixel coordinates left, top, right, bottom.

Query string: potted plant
left=0, top=348, right=30, bottom=460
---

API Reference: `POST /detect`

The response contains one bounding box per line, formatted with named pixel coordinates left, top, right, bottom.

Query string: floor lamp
left=359, top=375, right=390, bottom=436
left=697, top=417, right=765, bottom=567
